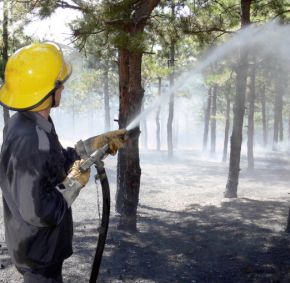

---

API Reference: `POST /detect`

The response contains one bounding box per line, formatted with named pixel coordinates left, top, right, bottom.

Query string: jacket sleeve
left=12, top=151, right=68, bottom=227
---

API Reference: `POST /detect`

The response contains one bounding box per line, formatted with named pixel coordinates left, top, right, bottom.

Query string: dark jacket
left=0, top=112, right=79, bottom=269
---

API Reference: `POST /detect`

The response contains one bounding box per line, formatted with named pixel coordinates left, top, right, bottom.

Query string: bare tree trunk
left=156, top=77, right=161, bottom=151
left=167, top=2, right=175, bottom=158
left=104, top=61, right=110, bottom=131
left=2, top=0, right=10, bottom=124
left=279, top=114, right=283, bottom=142
left=116, top=50, right=143, bottom=231
left=167, top=43, right=175, bottom=157
left=273, top=70, right=283, bottom=151
left=261, top=84, right=267, bottom=146
left=114, top=0, right=162, bottom=231
left=224, top=0, right=252, bottom=198
left=210, top=84, right=217, bottom=155
left=203, top=87, right=212, bottom=151
left=223, top=96, right=231, bottom=162
left=273, top=96, right=279, bottom=150
left=247, top=56, right=256, bottom=171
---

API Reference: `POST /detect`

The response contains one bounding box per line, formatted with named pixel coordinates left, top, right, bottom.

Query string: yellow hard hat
left=0, top=42, right=72, bottom=111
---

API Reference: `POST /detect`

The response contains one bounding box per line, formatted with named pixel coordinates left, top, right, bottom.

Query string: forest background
left=1, top=1, right=290, bottom=282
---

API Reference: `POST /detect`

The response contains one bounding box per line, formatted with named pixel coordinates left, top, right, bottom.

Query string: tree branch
left=56, top=0, right=82, bottom=11
left=273, top=9, right=290, bottom=19
left=184, top=27, right=234, bottom=35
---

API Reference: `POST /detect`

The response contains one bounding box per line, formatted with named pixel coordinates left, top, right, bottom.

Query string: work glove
left=56, top=160, right=90, bottom=208
left=75, top=129, right=127, bottom=159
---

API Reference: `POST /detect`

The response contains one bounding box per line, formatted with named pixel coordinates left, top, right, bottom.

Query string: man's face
left=54, top=84, right=64, bottom=107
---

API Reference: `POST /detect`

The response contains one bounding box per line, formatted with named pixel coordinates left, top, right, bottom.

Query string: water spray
left=125, top=20, right=290, bottom=133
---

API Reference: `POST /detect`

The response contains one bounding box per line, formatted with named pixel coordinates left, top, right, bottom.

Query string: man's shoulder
left=3, top=113, right=39, bottom=153
left=6, top=112, right=36, bottom=136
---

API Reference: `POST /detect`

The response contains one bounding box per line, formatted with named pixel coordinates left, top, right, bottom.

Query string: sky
left=24, top=8, right=81, bottom=46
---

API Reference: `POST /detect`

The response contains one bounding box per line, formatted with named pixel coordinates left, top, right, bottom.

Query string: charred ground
left=1, top=150, right=290, bottom=283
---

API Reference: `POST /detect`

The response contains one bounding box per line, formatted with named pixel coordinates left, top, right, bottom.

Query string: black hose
left=89, top=164, right=111, bottom=283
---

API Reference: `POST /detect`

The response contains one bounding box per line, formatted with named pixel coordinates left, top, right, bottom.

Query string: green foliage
left=142, top=54, right=170, bottom=82
left=0, top=0, right=33, bottom=80
left=62, top=66, right=104, bottom=112
left=205, top=67, right=232, bottom=87
left=252, top=0, right=290, bottom=23
left=38, top=0, right=59, bottom=18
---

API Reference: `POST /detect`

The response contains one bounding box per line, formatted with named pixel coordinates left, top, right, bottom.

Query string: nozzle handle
left=80, top=144, right=109, bottom=172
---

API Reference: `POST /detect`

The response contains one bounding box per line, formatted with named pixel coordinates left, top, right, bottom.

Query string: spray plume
left=126, top=20, right=290, bottom=131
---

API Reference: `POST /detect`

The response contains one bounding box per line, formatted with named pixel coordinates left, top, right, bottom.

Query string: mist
left=45, top=21, right=289, bottom=161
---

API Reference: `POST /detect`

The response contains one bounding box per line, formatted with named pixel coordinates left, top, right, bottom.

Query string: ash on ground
left=1, top=150, right=290, bottom=283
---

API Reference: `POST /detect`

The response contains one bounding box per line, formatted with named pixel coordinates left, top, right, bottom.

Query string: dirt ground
left=1, top=149, right=290, bottom=283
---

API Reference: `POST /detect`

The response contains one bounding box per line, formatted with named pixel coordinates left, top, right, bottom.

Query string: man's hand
left=56, top=159, right=90, bottom=207
left=67, top=159, right=90, bottom=187
left=75, top=129, right=127, bottom=158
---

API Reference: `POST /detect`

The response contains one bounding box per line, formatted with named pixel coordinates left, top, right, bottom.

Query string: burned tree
left=113, top=1, right=161, bottom=231
left=272, top=66, right=285, bottom=151
left=247, top=56, right=256, bottom=170
left=260, top=84, right=268, bottom=146
left=156, top=77, right=162, bottom=151
left=224, top=0, right=252, bottom=198
left=203, top=87, right=212, bottom=151
left=210, top=84, right=218, bottom=155
left=223, top=95, right=231, bottom=162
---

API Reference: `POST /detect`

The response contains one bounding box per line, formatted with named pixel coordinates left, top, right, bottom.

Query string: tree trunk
left=222, top=96, right=231, bottom=162
left=103, top=62, right=110, bottom=131
left=2, top=0, right=10, bottom=124
left=247, top=56, right=256, bottom=171
left=167, top=43, right=175, bottom=157
left=279, top=114, right=283, bottom=142
left=261, top=84, right=267, bottom=146
left=156, top=77, right=161, bottom=151
left=116, top=49, right=143, bottom=231
left=210, top=84, right=217, bottom=155
left=114, top=0, right=160, bottom=231
left=224, top=0, right=252, bottom=198
left=272, top=70, right=283, bottom=151
left=203, top=87, right=212, bottom=152
left=167, top=2, right=175, bottom=158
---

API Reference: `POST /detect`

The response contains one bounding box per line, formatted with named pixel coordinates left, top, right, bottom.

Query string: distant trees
left=0, top=0, right=32, bottom=125
left=247, top=54, right=256, bottom=170
left=203, top=87, right=212, bottom=152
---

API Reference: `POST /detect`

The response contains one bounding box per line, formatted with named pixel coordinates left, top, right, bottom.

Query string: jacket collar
left=21, top=112, right=52, bottom=134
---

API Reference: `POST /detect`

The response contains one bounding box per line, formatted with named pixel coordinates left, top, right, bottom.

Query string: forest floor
left=1, top=149, right=290, bottom=283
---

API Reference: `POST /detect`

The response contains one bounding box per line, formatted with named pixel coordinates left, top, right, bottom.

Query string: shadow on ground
left=64, top=198, right=290, bottom=283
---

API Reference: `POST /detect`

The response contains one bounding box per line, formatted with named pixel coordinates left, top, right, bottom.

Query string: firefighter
left=0, top=42, right=125, bottom=283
